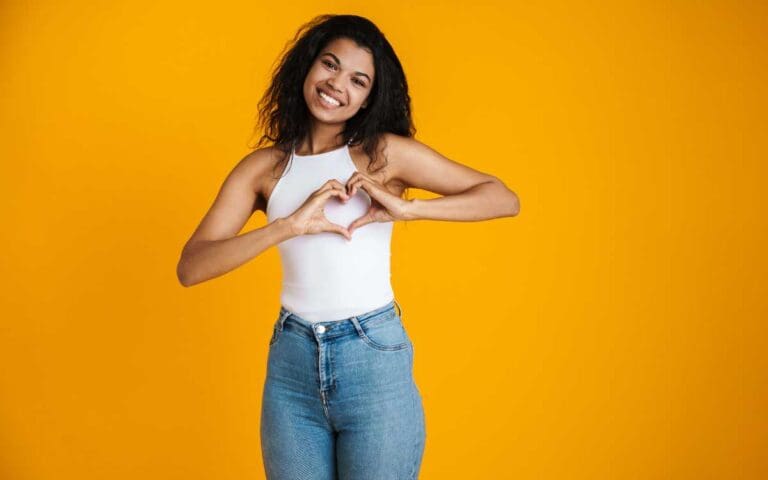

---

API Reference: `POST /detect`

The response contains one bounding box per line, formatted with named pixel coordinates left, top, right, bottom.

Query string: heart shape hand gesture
left=344, top=171, right=407, bottom=236
left=285, top=174, right=408, bottom=240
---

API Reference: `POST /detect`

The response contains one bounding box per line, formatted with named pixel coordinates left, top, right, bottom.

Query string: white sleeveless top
left=266, top=143, right=395, bottom=322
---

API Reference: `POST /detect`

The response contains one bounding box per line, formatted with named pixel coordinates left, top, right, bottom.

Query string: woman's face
left=302, top=37, right=375, bottom=124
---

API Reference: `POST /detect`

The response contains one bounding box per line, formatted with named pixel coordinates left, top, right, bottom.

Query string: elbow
left=176, top=258, right=196, bottom=287
left=177, top=239, right=214, bottom=287
left=508, top=190, right=520, bottom=217
left=491, top=178, right=520, bottom=217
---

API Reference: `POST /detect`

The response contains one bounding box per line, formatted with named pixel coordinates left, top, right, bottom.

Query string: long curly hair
left=249, top=14, right=415, bottom=180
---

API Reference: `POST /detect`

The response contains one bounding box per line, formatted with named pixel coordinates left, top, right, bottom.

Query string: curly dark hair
left=248, top=14, right=415, bottom=179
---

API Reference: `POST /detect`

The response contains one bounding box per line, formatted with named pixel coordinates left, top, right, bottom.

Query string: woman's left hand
left=344, top=172, right=409, bottom=235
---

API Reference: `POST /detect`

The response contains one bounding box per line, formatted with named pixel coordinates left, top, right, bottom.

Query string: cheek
left=351, top=92, right=368, bottom=108
left=303, top=69, right=321, bottom=90
left=303, top=80, right=320, bottom=103
left=303, top=73, right=317, bottom=90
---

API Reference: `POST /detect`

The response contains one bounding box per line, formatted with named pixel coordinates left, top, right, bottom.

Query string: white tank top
left=266, top=143, right=395, bottom=322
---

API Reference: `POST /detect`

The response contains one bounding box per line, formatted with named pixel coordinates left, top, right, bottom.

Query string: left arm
left=388, top=134, right=520, bottom=221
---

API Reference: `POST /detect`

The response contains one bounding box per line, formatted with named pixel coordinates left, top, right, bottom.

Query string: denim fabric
left=260, top=299, right=426, bottom=479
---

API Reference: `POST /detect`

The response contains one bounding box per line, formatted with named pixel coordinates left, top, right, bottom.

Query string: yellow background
left=1, top=1, right=765, bottom=478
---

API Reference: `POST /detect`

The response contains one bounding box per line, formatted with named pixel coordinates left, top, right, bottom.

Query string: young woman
left=177, top=14, right=519, bottom=480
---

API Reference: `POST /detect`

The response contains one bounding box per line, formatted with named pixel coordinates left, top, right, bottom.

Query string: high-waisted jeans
left=260, top=299, right=426, bottom=479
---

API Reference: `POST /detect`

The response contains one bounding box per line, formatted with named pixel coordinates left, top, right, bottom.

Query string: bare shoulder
left=377, top=132, right=433, bottom=183
left=353, top=133, right=416, bottom=176
left=373, top=133, right=432, bottom=188
left=233, top=145, right=288, bottom=214
left=181, top=146, right=285, bottom=250
left=379, top=133, right=500, bottom=195
left=377, top=131, right=412, bottom=165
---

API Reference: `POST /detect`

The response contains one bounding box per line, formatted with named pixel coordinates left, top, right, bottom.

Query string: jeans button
left=316, top=325, right=326, bottom=334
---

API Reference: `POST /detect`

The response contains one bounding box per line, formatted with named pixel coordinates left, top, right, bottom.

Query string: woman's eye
left=320, top=60, right=364, bottom=87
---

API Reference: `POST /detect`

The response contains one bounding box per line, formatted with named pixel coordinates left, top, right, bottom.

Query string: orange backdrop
left=1, top=1, right=765, bottom=478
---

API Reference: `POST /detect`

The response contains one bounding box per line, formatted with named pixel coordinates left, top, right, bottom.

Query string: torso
left=261, top=139, right=397, bottom=322
left=255, top=135, right=407, bottom=215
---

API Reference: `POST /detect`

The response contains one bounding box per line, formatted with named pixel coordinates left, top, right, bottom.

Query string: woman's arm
left=177, top=149, right=297, bottom=287
left=402, top=180, right=518, bottom=221
left=388, top=134, right=520, bottom=222
left=178, top=219, right=295, bottom=287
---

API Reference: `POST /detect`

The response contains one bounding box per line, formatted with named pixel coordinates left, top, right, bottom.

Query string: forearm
left=177, top=218, right=296, bottom=287
left=402, top=180, right=520, bottom=222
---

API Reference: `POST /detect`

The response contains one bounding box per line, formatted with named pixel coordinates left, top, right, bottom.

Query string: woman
left=177, top=14, right=519, bottom=480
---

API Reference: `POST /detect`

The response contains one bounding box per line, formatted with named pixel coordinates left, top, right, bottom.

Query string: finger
left=347, top=178, right=365, bottom=197
left=329, top=180, right=350, bottom=202
left=330, top=187, right=350, bottom=201
left=346, top=171, right=372, bottom=185
left=348, top=210, right=374, bottom=234
left=329, top=180, right=350, bottom=201
left=318, top=185, right=350, bottom=202
left=348, top=177, right=379, bottom=198
left=316, top=179, right=345, bottom=195
left=345, top=173, right=363, bottom=195
left=322, top=218, right=352, bottom=241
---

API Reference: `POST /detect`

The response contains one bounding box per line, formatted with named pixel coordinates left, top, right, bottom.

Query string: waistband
left=275, top=299, right=403, bottom=341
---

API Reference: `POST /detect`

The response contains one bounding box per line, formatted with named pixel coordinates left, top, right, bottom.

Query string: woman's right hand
left=284, top=179, right=352, bottom=241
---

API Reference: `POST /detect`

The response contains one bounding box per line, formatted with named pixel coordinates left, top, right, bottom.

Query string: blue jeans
left=260, top=299, right=426, bottom=479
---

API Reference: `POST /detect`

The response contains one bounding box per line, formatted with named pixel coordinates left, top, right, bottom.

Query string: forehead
left=318, top=37, right=374, bottom=77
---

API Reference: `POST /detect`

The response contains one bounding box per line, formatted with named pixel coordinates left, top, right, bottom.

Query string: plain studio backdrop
left=1, top=1, right=765, bottom=479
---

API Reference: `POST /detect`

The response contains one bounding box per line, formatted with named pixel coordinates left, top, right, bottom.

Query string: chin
left=309, top=106, right=356, bottom=124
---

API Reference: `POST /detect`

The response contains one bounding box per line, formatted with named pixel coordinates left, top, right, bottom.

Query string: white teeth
left=319, top=91, right=341, bottom=106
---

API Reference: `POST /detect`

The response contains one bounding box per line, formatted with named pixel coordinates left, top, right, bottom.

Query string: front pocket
left=358, top=314, right=411, bottom=351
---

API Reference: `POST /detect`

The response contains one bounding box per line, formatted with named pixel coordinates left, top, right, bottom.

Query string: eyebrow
left=320, top=52, right=372, bottom=82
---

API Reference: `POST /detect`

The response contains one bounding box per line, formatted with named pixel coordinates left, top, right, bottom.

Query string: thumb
left=347, top=210, right=374, bottom=235
left=323, top=219, right=352, bottom=241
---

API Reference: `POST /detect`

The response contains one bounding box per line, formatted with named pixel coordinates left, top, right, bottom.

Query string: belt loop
left=349, top=316, right=364, bottom=336
left=393, top=299, right=402, bottom=317
left=277, top=308, right=292, bottom=331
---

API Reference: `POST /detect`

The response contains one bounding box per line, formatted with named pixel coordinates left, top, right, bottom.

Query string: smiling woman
left=303, top=38, right=373, bottom=116
left=176, top=13, right=518, bottom=480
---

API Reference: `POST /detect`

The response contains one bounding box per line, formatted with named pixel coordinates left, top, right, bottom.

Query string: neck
left=298, top=124, right=346, bottom=155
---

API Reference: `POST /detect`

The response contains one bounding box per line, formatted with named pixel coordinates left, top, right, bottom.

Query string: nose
left=326, top=78, right=342, bottom=93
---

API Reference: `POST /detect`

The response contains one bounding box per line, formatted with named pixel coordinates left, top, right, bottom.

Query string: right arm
left=176, top=149, right=353, bottom=287
left=176, top=149, right=297, bottom=287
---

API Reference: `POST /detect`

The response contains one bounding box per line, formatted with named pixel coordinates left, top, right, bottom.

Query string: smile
left=317, top=89, right=342, bottom=107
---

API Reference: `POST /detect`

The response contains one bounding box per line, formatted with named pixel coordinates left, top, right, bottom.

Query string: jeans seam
left=351, top=316, right=411, bottom=351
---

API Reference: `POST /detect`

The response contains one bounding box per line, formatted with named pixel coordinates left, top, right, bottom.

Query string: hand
left=285, top=179, right=352, bottom=240
left=345, top=172, right=409, bottom=235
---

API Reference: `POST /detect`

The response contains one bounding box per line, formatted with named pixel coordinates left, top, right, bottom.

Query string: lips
left=317, top=87, right=344, bottom=106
